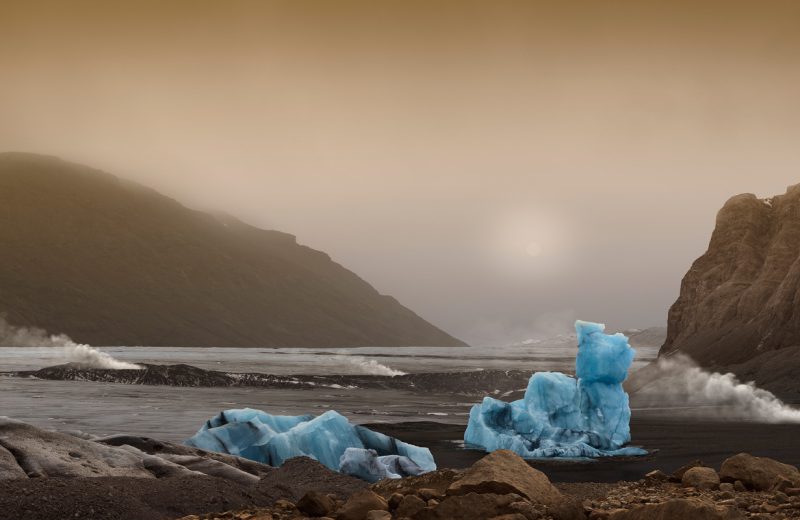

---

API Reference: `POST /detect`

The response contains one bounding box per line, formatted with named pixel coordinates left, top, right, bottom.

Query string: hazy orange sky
left=2, top=1, right=800, bottom=344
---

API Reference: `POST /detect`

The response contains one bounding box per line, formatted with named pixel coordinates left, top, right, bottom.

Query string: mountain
left=659, top=184, right=800, bottom=397
left=0, top=152, right=465, bottom=347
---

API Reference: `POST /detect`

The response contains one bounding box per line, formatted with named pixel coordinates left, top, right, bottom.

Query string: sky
left=2, top=1, right=800, bottom=345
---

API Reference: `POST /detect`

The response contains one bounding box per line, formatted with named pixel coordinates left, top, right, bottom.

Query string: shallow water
left=0, top=338, right=659, bottom=439
left=0, top=340, right=660, bottom=374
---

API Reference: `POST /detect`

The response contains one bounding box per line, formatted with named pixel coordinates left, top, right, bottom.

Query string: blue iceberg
left=464, top=320, right=647, bottom=458
left=185, top=408, right=435, bottom=482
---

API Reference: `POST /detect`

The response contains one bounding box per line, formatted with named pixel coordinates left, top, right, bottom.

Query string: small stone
left=734, top=480, right=747, bottom=492
left=644, top=469, right=668, bottom=482
left=273, top=499, right=295, bottom=510
left=785, top=487, right=800, bottom=496
left=388, top=492, right=405, bottom=510
left=337, top=490, right=389, bottom=520
left=396, top=494, right=426, bottom=518
left=418, top=488, right=440, bottom=501
left=365, top=511, right=392, bottom=520
left=427, top=499, right=439, bottom=507
left=773, top=491, right=790, bottom=504
left=297, top=490, right=335, bottom=517
left=719, top=483, right=734, bottom=492
left=509, top=501, right=543, bottom=519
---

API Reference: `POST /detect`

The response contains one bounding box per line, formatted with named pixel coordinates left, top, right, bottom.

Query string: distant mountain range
left=0, top=152, right=465, bottom=348
left=660, top=184, right=800, bottom=399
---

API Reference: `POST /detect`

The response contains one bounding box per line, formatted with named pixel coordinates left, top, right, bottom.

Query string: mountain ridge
left=659, top=183, right=800, bottom=398
left=0, top=152, right=466, bottom=348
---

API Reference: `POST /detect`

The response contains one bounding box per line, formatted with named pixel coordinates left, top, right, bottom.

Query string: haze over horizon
left=2, top=1, right=800, bottom=345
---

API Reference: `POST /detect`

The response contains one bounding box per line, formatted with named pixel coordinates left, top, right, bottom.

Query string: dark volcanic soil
left=0, top=476, right=268, bottom=520
left=0, top=457, right=366, bottom=520
left=369, top=417, right=800, bottom=483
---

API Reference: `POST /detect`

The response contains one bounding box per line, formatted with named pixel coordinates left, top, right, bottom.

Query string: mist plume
left=0, top=317, right=141, bottom=370
left=634, top=354, right=800, bottom=423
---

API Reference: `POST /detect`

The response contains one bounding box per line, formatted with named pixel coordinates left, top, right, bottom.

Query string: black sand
left=0, top=457, right=367, bottom=520
left=369, top=416, right=800, bottom=483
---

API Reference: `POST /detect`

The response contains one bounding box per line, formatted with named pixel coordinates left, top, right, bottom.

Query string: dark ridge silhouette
left=0, top=152, right=465, bottom=347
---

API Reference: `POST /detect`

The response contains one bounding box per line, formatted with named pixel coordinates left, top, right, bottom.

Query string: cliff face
left=661, top=184, right=800, bottom=367
left=0, top=152, right=465, bottom=347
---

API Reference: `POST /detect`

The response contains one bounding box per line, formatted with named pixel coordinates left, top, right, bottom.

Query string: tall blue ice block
left=185, top=408, right=435, bottom=482
left=464, top=320, right=647, bottom=458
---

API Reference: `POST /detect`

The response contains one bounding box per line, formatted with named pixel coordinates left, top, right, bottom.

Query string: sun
left=525, top=241, right=543, bottom=257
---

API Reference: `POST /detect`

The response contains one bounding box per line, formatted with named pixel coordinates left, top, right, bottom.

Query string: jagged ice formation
left=185, top=409, right=435, bottom=482
left=464, top=320, right=647, bottom=458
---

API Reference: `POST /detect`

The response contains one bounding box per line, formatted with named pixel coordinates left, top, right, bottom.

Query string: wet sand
left=370, top=416, right=800, bottom=483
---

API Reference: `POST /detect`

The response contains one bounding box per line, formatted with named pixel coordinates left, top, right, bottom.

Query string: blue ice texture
left=185, top=408, right=435, bottom=482
left=464, top=320, right=648, bottom=458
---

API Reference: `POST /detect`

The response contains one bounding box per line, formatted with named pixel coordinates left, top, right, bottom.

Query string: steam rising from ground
left=0, top=318, right=141, bottom=370
left=336, top=352, right=406, bottom=376
left=635, top=354, right=800, bottom=423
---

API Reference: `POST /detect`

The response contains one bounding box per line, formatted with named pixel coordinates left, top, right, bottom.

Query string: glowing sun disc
left=525, top=241, right=543, bottom=257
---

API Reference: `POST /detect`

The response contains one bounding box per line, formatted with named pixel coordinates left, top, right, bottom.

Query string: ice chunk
left=185, top=409, right=435, bottom=481
left=464, top=320, right=647, bottom=458
left=338, top=447, right=427, bottom=483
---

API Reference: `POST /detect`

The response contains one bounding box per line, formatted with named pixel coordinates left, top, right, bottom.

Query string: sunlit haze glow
left=2, top=1, right=799, bottom=345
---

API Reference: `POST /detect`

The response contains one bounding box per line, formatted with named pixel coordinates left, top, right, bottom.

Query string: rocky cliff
left=660, top=184, right=800, bottom=393
left=0, top=152, right=465, bottom=347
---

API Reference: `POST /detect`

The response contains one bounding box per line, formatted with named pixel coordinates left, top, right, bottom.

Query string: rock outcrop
left=0, top=417, right=270, bottom=482
left=0, top=152, right=464, bottom=348
left=16, top=363, right=531, bottom=396
left=660, top=185, right=800, bottom=397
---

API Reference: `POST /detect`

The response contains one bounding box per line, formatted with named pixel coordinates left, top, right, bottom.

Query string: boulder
left=336, top=490, right=388, bottom=520
left=609, top=498, right=744, bottom=519
left=719, top=453, right=800, bottom=491
left=396, top=494, right=427, bottom=518
left=446, top=451, right=582, bottom=520
left=669, top=459, right=705, bottom=482
left=682, top=467, right=720, bottom=490
left=447, top=451, right=559, bottom=503
left=297, top=490, right=336, bottom=517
